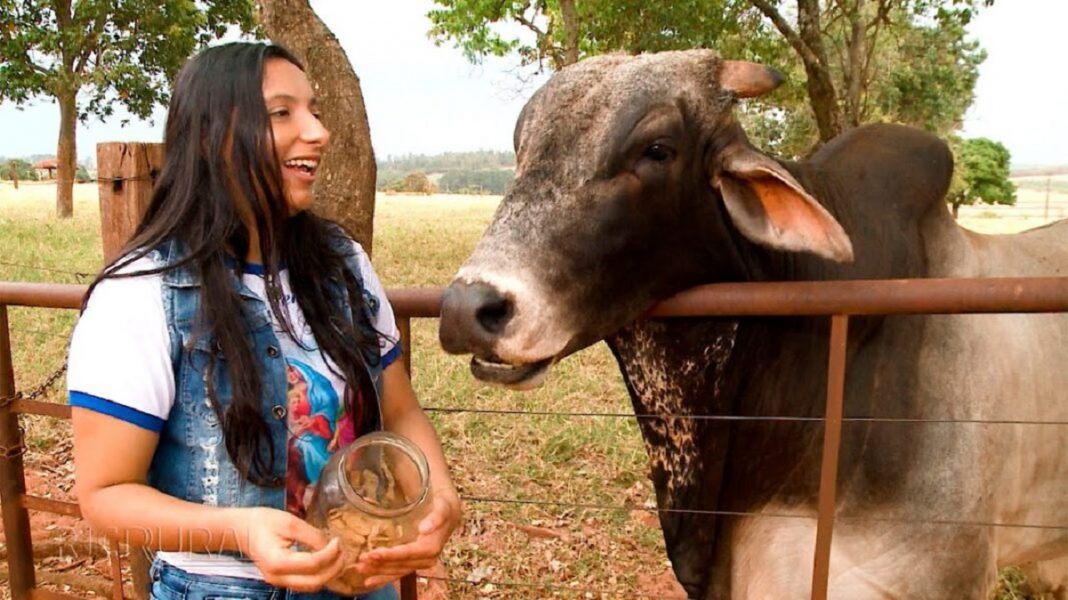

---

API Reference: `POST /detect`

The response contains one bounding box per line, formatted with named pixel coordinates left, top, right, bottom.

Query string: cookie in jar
left=305, top=431, right=431, bottom=594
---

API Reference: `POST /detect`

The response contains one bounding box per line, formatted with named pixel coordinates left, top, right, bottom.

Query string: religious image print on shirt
left=285, top=358, right=354, bottom=516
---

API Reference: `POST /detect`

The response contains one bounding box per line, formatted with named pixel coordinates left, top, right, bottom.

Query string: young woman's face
left=262, top=57, right=330, bottom=215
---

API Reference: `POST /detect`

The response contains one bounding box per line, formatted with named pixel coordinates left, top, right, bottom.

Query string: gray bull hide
left=437, top=50, right=1068, bottom=598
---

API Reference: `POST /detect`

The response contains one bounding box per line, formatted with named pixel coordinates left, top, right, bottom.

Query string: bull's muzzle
left=439, top=280, right=515, bottom=356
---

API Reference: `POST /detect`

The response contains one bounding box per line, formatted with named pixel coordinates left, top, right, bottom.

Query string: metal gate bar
left=811, top=315, right=849, bottom=600
left=3, top=277, right=1068, bottom=600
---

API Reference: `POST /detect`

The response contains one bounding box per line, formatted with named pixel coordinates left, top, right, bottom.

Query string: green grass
left=2, top=182, right=1058, bottom=598
left=0, top=183, right=669, bottom=598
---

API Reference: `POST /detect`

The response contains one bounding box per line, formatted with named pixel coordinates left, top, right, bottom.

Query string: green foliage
left=0, top=0, right=259, bottom=121
left=869, top=6, right=986, bottom=134
left=377, top=151, right=517, bottom=195
left=428, top=0, right=781, bottom=71
left=438, top=169, right=514, bottom=195
left=427, top=0, right=537, bottom=66
left=947, top=136, right=1016, bottom=215
left=1, top=158, right=40, bottom=181
left=428, top=0, right=990, bottom=158
left=380, top=150, right=515, bottom=173
left=376, top=169, right=406, bottom=191
left=387, top=171, right=435, bottom=194
left=580, top=0, right=785, bottom=61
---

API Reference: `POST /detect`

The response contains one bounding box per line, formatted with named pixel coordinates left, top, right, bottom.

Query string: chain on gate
left=0, top=361, right=68, bottom=459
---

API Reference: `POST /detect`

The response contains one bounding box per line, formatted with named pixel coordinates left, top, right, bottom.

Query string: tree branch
left=74, top=9, right=108, bottom=75
left=859, top=0, right=890, bottom=121
left=866, top=0, right=893, bottom=32
left=560, top=0, right=579, bottom=66
left=747, top=0, right=820, bottom=66
left=51, top=0, right=73, bottom=69
left=512, top=0, right=545, bottom=38
left=838, top=0, right=866, bottom=125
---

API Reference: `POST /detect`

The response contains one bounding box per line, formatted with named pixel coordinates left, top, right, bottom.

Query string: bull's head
left=439, top=50, right=853, bottom=389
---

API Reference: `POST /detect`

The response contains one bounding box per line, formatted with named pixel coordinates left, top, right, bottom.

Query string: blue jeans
left=149, top=558, right=400, bottom=600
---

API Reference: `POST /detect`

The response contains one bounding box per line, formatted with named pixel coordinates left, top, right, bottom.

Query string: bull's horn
left=719, top=61, right=784, bottom=98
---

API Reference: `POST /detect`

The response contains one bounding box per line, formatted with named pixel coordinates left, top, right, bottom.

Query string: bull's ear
left=712, top=145, right=854, bottom=263
left=719, top=61, right=784, bottom=99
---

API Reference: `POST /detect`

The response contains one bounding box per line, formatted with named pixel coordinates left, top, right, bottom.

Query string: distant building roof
left=33, top=158, right=58, bottom=169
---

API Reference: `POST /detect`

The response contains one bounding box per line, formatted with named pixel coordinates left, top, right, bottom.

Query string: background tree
left=428, top=0, right=583, bottom=71
left=398, top=172, right=435, bottom=195
left=946, top=136, right=1016, bottom=218
left=2, top=158, right=40, bottom=186
left=0, top=0, right=258, bottom=218
left=748, top=0, right=989, bottom=147
left=259, top=0, right=378, bottom=252
left=428, top=0, right=990, bottom=157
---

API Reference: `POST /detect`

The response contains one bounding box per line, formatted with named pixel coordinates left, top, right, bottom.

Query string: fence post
left=810, top=314, right=850, bottom=600
left=0, top=305, right=36, bottom=599
left=395, top=316, right=419, bottom=600
left=96, top=142, right=165, bottom=263
left=96, top=141, right=164, bottom=598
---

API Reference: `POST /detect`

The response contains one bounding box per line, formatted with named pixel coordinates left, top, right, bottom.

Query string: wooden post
left=0, top=305, right=36, bottom=599
left=395, top=316, right=419, bottom=600
left=96, top=142, right=163, bottom=598
left=9, top=160, right=18, bottom=190
left=96, top=143, right=164, bottom=263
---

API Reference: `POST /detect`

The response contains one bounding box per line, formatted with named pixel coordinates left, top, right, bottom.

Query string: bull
left=437, top=50, right=1068, bottom=598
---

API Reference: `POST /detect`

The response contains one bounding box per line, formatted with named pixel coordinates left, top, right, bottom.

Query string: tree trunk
left=56, top=87, right=77, bottom=218
left=560, top=0, right=580, bottom=66
left=748, top=0, right=844, bottom=144
left=796, top=0, right=843, bottom=142
left=952, top=202, right=960, bottom=219
left=9, top=161, right=18, bottom=190
left=843, top=0, right=868, bottom=128
left=801, top=63, right=843, bottom=142
left=259, top=0, right=377, bottom=254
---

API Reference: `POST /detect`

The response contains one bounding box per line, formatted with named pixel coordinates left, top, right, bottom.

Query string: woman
left=68, top=42, right=461, bottom=599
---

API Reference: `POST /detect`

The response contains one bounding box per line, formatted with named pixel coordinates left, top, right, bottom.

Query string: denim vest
left=146, top=235, right=385, bottom=509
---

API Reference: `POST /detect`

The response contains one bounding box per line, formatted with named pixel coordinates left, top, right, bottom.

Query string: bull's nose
left=439, top=281, right=515, bottom=355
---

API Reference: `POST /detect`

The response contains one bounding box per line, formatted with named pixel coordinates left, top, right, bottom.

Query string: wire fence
left=4, top=279, right=1068, bottom=600
left=423, top=405, right=1068, bottom=426
left=0, top=260, right=95, bottom=282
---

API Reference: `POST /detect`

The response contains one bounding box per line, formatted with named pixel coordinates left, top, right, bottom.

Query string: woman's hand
left=236, top=507, right=347, bottom=592
left=354, top=489, right=462, bottom=588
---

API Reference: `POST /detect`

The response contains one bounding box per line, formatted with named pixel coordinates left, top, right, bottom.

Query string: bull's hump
left=809, top=123, right=953, bottom=219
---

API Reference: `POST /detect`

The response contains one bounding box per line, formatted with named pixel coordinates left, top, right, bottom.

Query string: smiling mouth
left=470, top=355, right=553, bottom=390
left=283, top=158, right=319, bottom=177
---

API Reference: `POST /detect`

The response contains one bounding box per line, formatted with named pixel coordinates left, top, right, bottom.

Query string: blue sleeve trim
left=69, top=391, right=166, bottom=433
left=381, top=343, right=403, bottom=370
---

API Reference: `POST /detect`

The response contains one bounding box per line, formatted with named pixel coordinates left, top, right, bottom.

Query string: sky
left=0, top=0, right=1064, bottom=167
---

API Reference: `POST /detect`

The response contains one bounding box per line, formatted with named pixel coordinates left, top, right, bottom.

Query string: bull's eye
left=642, top=143, right=674, bottom=162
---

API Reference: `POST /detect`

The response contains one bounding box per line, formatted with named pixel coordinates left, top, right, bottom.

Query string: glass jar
left=305, top=431, right=431, bottom=594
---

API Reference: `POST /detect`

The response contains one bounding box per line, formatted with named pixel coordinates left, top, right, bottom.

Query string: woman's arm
left=358, top=360, right=462, bottom=586
left=73, top=408, right=346, bottom=591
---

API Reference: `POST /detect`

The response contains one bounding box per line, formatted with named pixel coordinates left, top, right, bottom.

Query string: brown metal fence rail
left=2, top=277, right=1068, bottom=600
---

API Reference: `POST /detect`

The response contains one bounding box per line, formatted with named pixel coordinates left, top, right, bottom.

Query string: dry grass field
left=957, top=175, right=1068, bottom=234
left=1, top=180, right=1065, bottom=598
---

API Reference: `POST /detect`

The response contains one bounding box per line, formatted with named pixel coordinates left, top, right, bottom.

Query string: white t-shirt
left=67, top=243, right=400, bottom=579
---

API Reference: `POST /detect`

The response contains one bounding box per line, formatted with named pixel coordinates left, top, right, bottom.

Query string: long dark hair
left=87, top=42, right=383, bottom=486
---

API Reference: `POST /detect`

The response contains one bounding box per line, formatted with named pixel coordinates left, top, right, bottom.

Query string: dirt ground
left=1, top=444, right=686, bottom=599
